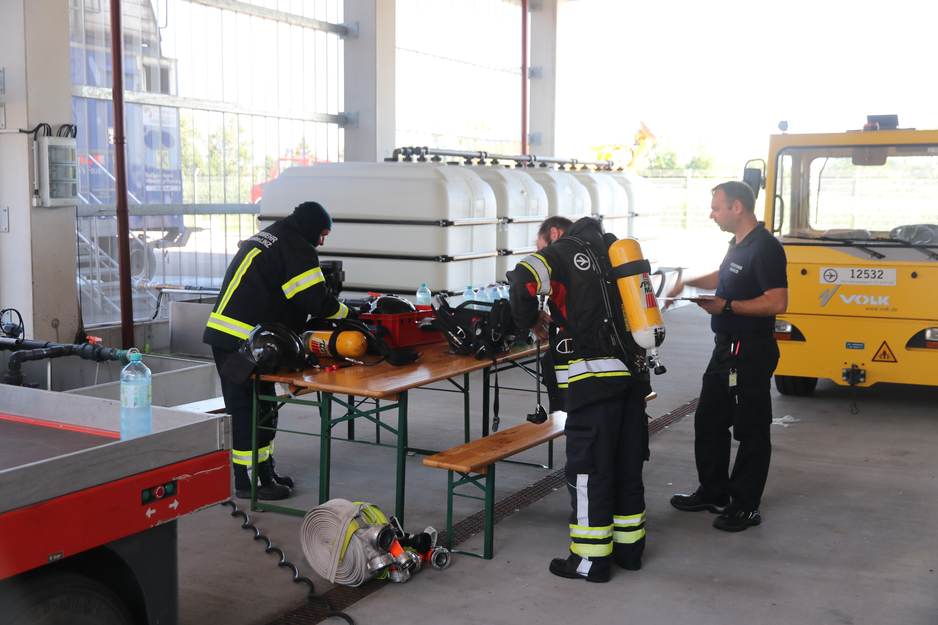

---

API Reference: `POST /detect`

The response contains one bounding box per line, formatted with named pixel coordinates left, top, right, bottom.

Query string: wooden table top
left=258, top=341, right=543, bottom=399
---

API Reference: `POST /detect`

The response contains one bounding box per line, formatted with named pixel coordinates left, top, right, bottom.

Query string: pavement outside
left=176, top=304, right=938, bottom=625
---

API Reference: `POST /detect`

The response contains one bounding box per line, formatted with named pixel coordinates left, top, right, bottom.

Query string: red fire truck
left=0, top=385, right=231, bottom=625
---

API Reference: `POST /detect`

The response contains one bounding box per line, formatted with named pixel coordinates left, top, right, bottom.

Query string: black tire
left=774, top=374, right=818, bottom=396
left=0, top=571, right=133, bottom=625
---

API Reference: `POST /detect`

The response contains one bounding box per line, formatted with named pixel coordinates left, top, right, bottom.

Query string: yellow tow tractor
left=744, top=115, right=938, bottom=395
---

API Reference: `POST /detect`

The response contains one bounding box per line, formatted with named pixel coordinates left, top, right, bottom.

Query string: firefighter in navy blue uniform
left=507, top=215, right=649, bottom=583
left=203, top=202, right=351, bottom=500
left=667, top=181, right=788, bottom=532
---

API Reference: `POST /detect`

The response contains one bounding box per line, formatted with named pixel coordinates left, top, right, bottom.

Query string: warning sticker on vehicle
left=872, top=341, right=897, bottom=363
left=820, top=267, right=896, bottom=286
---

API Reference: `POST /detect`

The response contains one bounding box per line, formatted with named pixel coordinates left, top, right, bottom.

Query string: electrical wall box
left=37, top=136, right=79, bottom=207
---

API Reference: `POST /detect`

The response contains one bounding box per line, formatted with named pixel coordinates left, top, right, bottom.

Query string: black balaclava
left=292, top=202, right=333, bottom=247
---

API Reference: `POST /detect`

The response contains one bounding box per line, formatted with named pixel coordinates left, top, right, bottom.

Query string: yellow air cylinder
left=303, top=330, right=368, bottom=359
left=608, top=238, right=666, bottom=372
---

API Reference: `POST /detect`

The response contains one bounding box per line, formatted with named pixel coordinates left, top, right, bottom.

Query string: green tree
left=208, top=117, right=254, bottom=177
left=645, top=140, right=680, bottom=169
left=179, top=112, right=206, bottom=175
left=684, top=139, right=715, bottom=170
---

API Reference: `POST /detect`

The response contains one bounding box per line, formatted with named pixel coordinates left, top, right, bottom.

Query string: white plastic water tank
left=571, top=170, right=630, bottom=239
left=609, top=170, right=660, bottom=266
left=524, top=168, right=592, bottom=219
left=259, top=162, right=499, bottom=294
left=471, top=166, right=549, bottom=280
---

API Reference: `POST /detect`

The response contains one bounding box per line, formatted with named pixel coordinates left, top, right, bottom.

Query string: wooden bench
left=423, top=412, right=567, bottom=560
left=422, top=392, right=657, bottom=560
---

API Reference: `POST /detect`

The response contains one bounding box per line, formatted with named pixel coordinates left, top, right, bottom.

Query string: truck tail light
left=774, top=320, right=805, bottom=341
left=905, top=328, right=938, bottom=350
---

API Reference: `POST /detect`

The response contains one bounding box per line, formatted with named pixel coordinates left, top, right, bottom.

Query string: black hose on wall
left=2, top=338, right=129, bottom=386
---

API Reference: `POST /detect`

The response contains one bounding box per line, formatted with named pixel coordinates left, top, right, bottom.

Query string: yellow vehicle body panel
left=762, top=123, right=938, bottom=388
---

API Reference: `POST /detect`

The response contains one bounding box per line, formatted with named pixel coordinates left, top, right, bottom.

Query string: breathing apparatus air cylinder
left=302, top=330, right=368, bottom=359
left=608, top=237, right=667, bottom=374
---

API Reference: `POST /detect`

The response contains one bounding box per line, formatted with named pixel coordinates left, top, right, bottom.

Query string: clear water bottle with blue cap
left=120, top=350, right=152, bottom=439
left=462, top=285, right=477, bottom=308
left=416, top=283, right=432, bottom=307
left=475, top=285, right=492, bottom=308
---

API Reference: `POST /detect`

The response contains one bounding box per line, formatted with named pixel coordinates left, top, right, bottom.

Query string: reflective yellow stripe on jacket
left=554, top=357, right=630, bottom=388
left=206, top=248, right=262, bottom=339
left=326, top=302, right=350, bottom=319
left=518, top=253, right=552, bottom=296
left=282, top=267, right=324, bottom=299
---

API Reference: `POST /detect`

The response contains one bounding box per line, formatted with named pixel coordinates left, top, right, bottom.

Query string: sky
left=555, top=0, right=938, bottom=168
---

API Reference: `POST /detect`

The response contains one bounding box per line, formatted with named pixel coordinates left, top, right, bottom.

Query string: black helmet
left=367, top=294, right=417, bottom=315
left=239, top=323, right=307, bottom=374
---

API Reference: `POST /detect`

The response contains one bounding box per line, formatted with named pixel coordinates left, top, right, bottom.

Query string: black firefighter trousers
left=564, top=389, right=647, bottom=570
left=694, top=334, right=779, bottom=512
left=212, top=346, right=279, bottom=474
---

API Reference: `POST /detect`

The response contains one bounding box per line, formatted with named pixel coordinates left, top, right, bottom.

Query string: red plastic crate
left=360, top=308, right=442, bottom=348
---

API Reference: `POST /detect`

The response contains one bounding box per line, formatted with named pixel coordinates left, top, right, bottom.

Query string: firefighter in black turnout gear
left=507, top=216, right=650, bottom=583
left=204, top=202, right=351, bottom=500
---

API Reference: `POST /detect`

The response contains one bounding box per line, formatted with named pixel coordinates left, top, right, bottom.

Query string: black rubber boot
left=256, top=459, right=292, bottom=499
left=268, top=455, right=295, bottom=488
left=233, top=463, right=291, bottom=500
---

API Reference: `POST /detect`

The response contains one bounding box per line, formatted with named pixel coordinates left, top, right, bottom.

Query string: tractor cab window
left=775, top=144, right=938, bottom=244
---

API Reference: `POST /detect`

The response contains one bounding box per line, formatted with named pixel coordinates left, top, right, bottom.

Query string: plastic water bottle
left=120, top=352, right=152, bottom=439
left=462, top=285, right=477, bottom=308
left=416, top=283, right=432, bottom=307
left=497, top=283, right=510, bottom=300
left=476, top=285, right=493, bottom=307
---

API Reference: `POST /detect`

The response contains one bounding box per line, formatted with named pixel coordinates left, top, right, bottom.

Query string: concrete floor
left=176, top=304, right=938, bottom=625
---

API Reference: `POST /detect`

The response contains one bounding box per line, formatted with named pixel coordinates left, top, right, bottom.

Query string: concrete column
left=343, top=0, right=396, bottom=163
left=528, top=0, right=567, bottom=157
left=0, top=0, right=79, bottom=343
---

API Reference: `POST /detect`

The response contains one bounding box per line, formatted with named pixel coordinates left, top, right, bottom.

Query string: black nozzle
left=527, top=405, right=548, bottom=425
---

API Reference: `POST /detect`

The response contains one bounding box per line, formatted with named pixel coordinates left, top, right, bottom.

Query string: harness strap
left=608, top=258, right=651, bottom=281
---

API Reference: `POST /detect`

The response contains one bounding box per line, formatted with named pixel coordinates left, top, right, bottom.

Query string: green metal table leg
left=395, top=391, right=408, bottom=524
left=484, top=465, right=495, bottom=560
left=446, top=470, right=455, bottom=552
left=319, top=392, right=333, bottom=504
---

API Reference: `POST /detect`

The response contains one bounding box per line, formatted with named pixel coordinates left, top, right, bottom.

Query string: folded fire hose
left=300, top=499, right=450, bottom=587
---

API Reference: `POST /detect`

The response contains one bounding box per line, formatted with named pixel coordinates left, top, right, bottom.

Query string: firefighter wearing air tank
left=203, top=202, right=352, bottom=501
left=507, top=215, right=656, bottom=583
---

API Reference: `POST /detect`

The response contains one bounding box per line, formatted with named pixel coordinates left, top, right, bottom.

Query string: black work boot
left=256, top=459, right=292, bottom=499
left=268, top=455, right=295, bottom=488
left=548, top=554, right=610, bottom=583
left=233, top=463, right=291, bottom=500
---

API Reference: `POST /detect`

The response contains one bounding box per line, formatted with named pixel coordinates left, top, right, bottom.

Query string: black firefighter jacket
left=203, top=215, right=349, bottom=352
left=507, top=217, right=642, bottom=412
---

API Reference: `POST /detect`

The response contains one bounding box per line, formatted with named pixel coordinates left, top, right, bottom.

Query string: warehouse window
left=68, top=0, right=344, bottom=326
left=396, top=0, right=522, bottom=154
